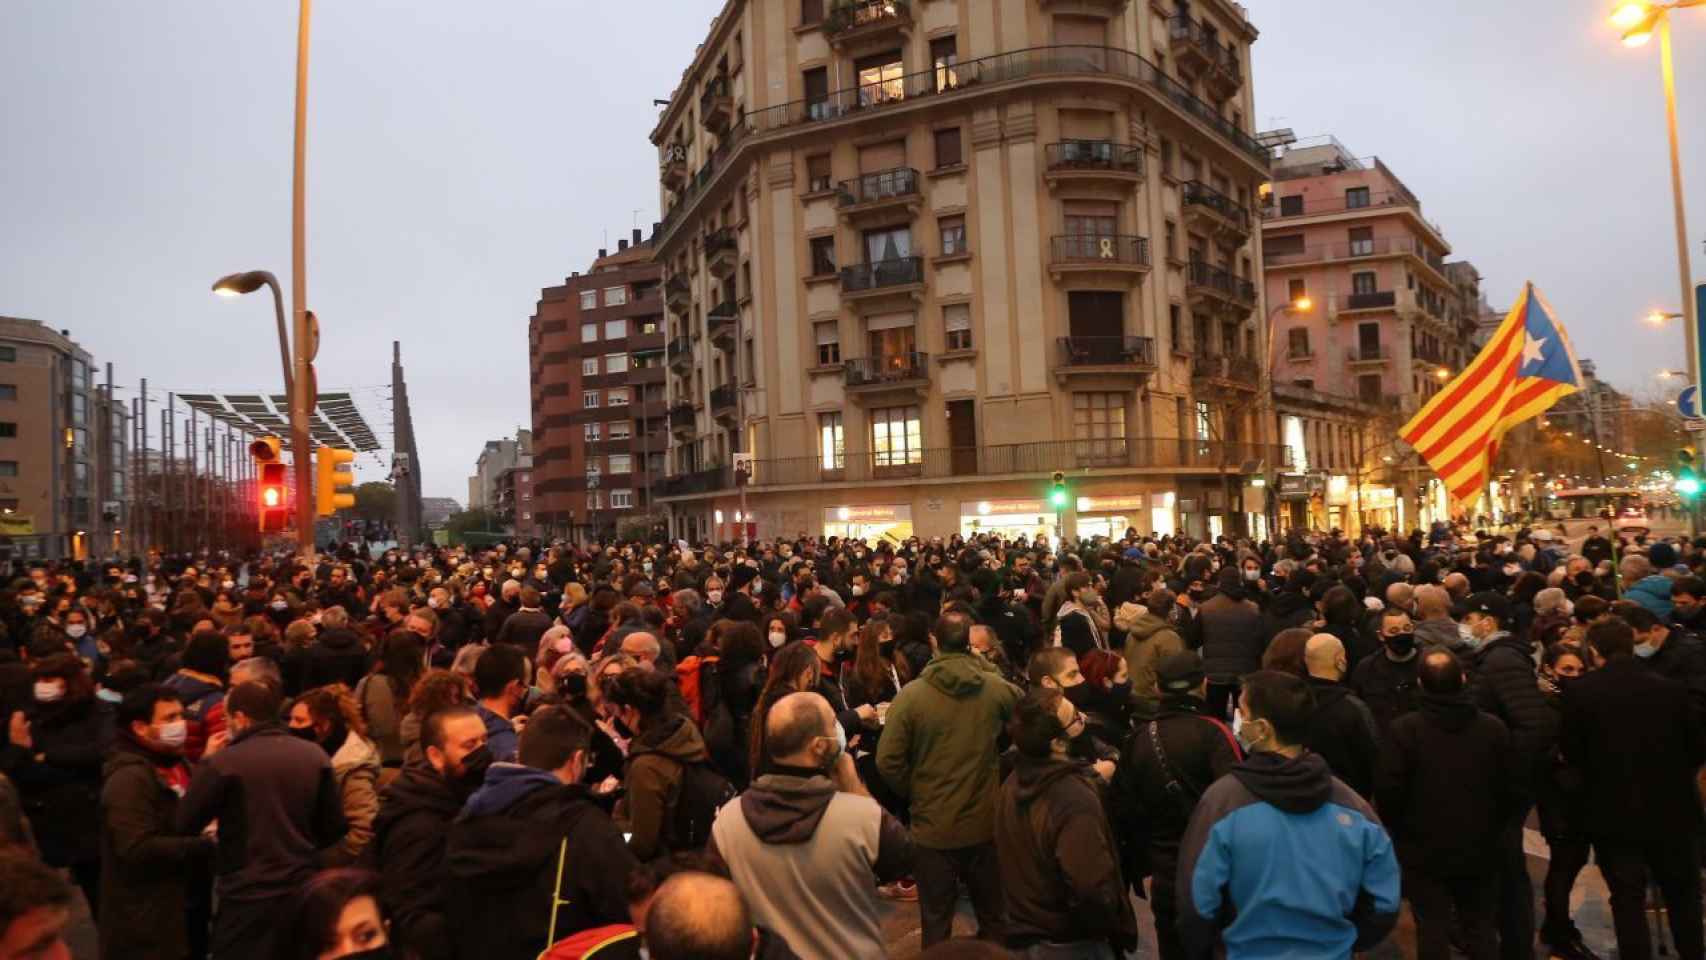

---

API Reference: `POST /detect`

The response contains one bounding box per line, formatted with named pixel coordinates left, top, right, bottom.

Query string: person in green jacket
left=875, top=610, right=1020, bottom=948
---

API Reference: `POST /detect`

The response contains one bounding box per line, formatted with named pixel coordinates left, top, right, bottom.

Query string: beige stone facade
left=651, top=0, right=1284, bottom=543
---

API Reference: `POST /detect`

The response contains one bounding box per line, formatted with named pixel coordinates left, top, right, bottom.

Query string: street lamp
left=1646, top=309, right=1684, bottom=326
left=212, top=270, right=293, bottom=396
left=1612, top=0, right=1704, bottom=393
left=1261, top=296, right=1314, bottom=535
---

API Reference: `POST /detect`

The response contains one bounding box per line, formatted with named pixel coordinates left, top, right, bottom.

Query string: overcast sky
left=2, top=0, right=1700, bottom=500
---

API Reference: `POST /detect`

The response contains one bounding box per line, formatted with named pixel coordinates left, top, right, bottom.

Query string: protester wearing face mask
left=1530, top=642, right=1598, bottom=960
left=289, top=686, right=383, bottom=866
left=1349, top=607, right=1422, bottom=740
left=1458, top=591, right=1555, bottom=960
left=98, top=683, right=215, bottom=960
left=1076, top=649, right=1136, bottom=753
left=372, top=705, right=490, bottom=960
left=5, top=654, right=114, bottom=919
left=176, top=682, right=348, bottom=960
left=285, top=868, right=394, bottom=960
left=706, top=691, right=914, bottom=959
left=1179, top=670, right=1399, bottom=960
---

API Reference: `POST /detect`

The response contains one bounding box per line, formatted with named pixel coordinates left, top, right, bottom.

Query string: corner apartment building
left=468, top=429, right=530, bottom=516
left=1260, top=137, right=1484, bottom=533
left=651, top=0, right=1284, bottom=544
left=0, top=317, right=129, bottom=561
left=529, top=233, right=668, bottom=541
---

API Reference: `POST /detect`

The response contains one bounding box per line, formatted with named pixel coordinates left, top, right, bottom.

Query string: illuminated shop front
left=823, top=504, right=913, bottom=544
left=959, top=499, right=1059, bottom=541
left=1073, top=494, right=1147, bottom=540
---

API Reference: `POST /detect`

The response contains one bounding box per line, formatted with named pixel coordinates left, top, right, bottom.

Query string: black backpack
left=667, top=759, right=737, bottom=852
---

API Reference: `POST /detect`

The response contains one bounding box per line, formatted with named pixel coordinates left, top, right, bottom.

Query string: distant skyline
left=1, top=1, right=1700, bottom=500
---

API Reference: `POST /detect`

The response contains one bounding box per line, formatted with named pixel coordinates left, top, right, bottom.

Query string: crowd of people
left=0, top=518, right=1702, bottom=960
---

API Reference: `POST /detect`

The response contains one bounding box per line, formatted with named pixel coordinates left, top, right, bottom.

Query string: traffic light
left=249, top=436, right=289, bottom=533
left=1677, top=446, right=1701, bottom=499
left=316, top=446, right=357, bottom=517
left=1049, top=470, right=1069, bottom=509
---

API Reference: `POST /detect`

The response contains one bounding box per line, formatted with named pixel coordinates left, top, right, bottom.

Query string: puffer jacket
left=1467, top=633, right=1558, bottom=778
left=876, top=652, right=1020, bottom=848
left=373, top=767, right=462, bottom=960
left=616, top=713, right=710, bottom=862
left=1122, top=610, right=1185, bottom=713
left=1195, top=591, right=1263, bottom=682
left=98, top=739, right=215, bottom=960
left=324, top=731, right=382, bottom=865
left=1625, top=574, right=1674, bottom=620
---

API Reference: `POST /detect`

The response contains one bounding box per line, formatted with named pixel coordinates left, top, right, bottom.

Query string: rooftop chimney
left=598, top=248, right=608, bottom=259
left=633, top=228, right=643, bottom=246
left=618, top=238, right=629, bottom=251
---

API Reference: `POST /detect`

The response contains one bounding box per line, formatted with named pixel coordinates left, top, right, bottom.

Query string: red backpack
left=673, top=654, right=720, bottom=725
left=538, top=924, right=640, bottom=960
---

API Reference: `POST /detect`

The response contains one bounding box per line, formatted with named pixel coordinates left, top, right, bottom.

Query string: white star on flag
left=1521, top=332, right=1547, bottom=366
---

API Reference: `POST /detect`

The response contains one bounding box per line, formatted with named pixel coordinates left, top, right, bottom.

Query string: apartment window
left=819, top=412, right=845, bottom=470
left=582, top=357, right=600, bottom=376
left=939, top=215, right=967, bottom=256
left=581, top=322, right=598, bottom=342
left=639, top=318, right=662, bottom=336
left=1278, top=194, right=1304, bottom=216
left=1195, top=401, right=1212, bottom=441
left=0, top=385, right=14, bottom=401
left=1288, top=328, right=1311, bottom=357
left=587, top=490, right=604, bottom=510
left=610, top=421, right=633, bottom=440
left=944, top=304, right=972, bottom=351
left=809, top=236, right=836, bottom=276
left=854, top=51, right=904, bottom=108
left=1164, top=221, right=1178, bottom=261
left=605, top=319, right=627, bottom=340
left=72, top=361, right=87, bottom=391
left=803, top=67, right=830, bottom=119
left=1348, top=226, right=1374, bottom=257
left=605, top=353, right=629, bottom=374
left=1358, top=374, right=1383, bottom=404
left=931, top=35, right=959, bottom=91
left=0, top=462, right=17, bottom=477
left=1287, top=278, right=1307, bottom=303
left=1351, top=271, right=1378, bottom=295
left=0, top=423, right=14, bottom=439
left=587, top=424, right=606, bottom=445
left=864, top=225, right=911, bottom=262
left=611, top=489, right=635, bottom=509
left=1169, top=304, right=1182, bottom=350
left=1159, top=138, right=1175, bottom=178
left=814, top=321, right=841, bottom=365
left=801, top=0, right=823, bottom=25
left=1073, top=393, right=1126, bottom=461
left=608, top=454, right=633, bottom=474
left=806, top=154, right=832, bottom=193
left=871, top=405, right=923, bottom=467
left=604, top=286, right=627, bottom=306
left=1064, top=200, right=1117, bottom=239
left=1294, top=378, right=1315, bottom=390
left=71, top=394, right=86, bottom=426
left=579, top=290, right=597, bottom=310
left=1345, top=186, right=1371, bottom=209
left=933, top=126, right=962, bottom=168
left=583, top=391, right=602, bottom=408
left=608, top=388, right=630, bottom=406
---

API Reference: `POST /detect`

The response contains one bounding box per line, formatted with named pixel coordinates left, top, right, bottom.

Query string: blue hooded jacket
left=1178, top=750, right=1399, bottom=959
left=459, top=762, right=562, bottom=820
left=1626, top=574, right=1674, bottom=620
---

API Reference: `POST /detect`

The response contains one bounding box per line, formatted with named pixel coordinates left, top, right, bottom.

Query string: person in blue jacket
left=1176, top=670, right=1400, bottom=960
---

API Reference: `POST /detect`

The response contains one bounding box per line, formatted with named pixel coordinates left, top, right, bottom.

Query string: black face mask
left=559, top=672, right=589, bottom=698
left=337, top=946, right=394, bottom=960
left=1061, top=683, right=1094, bottom=709
left=289, top=725, right=318, bottom=742
left=1384, top=632, right=1417, bottom=658
left=450, top=745, right=493, bottom=799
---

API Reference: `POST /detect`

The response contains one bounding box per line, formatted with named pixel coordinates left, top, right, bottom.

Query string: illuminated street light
left=1647, top=309, right=1684, bottom=325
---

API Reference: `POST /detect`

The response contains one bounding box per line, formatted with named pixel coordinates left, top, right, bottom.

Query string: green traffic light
left=1678, top=475, right=1702, bottom=497
left=1049, top=487, right=1068, bottom=508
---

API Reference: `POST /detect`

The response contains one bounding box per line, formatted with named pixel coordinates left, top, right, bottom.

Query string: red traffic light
left=258, top=461, right=289, bottom=533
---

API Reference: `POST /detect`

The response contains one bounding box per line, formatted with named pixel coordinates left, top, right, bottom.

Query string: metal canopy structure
left=175, top=392, right=382, bottom=452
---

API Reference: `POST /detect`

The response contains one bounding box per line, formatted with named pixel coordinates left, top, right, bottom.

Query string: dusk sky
left=2, top=0, right=1701, bottom=501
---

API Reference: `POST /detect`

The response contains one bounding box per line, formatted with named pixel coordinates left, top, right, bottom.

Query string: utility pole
left=290, top=0, right=317, bottom=561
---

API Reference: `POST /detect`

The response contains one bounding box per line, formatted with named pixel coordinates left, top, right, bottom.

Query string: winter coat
left=1195, top=592, right=1264, bottom=682
left=1466, top=634, right=1558, bottom=780
left=495, top=607, right=553, bottom=651
left=482, top=598, right=520, bottom=645
left=1178, top=751, right=1400, bottom=960
left=615, top=713, right=710, bottom=862
left=1, top=695, right=113, bottom=867
left=1412, top=616, right=1460, bottom=652
left=98, top=739, right=214, bottom=960
left=325, top=731, right=382, bottom=865
left=1347, top=651, right=1419, bottom=742
left=1625, top=574, right=1674, bottom=620
left=1113, top=696, right=1242, bottom=858
left=1122, top=611, right=1186, bottom=712
left=174, top=724, right=347, bottom=904
left=356, top=673, right=406, bottom=767
left=1375, top=692, right=1521, bottom=876
left=1055, top=601, right=1106, bottom=658
left=373, top=767, right=461, bottom=960
left=159, top=672, right=224, bottom=762
left=995, top=754, right=1139, bottom=952
left=304, top=629, right=371, bottom=690
left=1300, top=676, right=1381, bottom=799
left=707, top=772, right=912, bottom=960
left=447, top=764, right=638, bottom=960
left=876, top=651, right=1020, bottom=849
left=1561, top=657, right=1706, bottom=843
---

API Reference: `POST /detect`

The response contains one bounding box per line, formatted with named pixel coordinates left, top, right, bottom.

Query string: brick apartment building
left=529, top=231, right=667, bottom=541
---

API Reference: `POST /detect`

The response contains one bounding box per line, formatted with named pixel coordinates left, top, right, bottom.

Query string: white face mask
left=769, top=630, right=788, bottom=648
left=428, top=596, right=443, bottom=609
left=155, top=719, right=188, bottom=749
left=34, top=681, right=64, bottom=703
left=271, top=600, right=289, bottom=611
left=221, top=580, right=235, bottom=590
left=65, top=624, right=88, bottom=639
left=850, top=585, right=865, bottom=597
left=707, top=590, right=723, bottom=604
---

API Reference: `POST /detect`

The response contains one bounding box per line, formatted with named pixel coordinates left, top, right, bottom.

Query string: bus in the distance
left=1543, top=487, right=1648, bottom=532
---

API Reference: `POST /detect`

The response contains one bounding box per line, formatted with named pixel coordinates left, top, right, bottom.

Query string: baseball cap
left=1463, top=591, right=1514, bottom=625
left=1156, top=651, right=1205, bottom=694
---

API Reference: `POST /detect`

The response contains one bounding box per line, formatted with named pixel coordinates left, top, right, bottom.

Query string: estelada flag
left=1399, top=282, right=1583, bottom=506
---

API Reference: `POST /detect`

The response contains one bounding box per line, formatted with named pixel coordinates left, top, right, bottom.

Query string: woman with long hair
left=281, top=868, right=391, bottom=960
left=290, top=685, right=381, bottom=865
left=746, top=642, right=821, bottom=781
left=398, top=668, right=472, bottom=767
left=357, top=631, right=424, bottom=772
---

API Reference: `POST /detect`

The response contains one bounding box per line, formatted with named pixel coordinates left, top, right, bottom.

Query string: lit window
left=870, top=406, right=922, bottom=467
left=819, top=412, right=844, bottom=470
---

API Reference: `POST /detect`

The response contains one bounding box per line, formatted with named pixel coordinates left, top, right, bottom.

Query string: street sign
left=1681, top=384, right=1701, bottom=420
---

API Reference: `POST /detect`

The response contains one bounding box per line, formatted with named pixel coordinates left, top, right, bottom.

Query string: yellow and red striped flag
left=1399, top=282, right=1582, bottom=506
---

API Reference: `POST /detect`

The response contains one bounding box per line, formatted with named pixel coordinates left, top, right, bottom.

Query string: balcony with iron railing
left=699, top=73, right=734, bottom=133
left=1262, top=188, right=1449, bottom=243
left=710, top=383, right=738, bottom=415
left=1056, top=336, right=1158, bottom=369
left=845, top=352, right=929, bottom=391
left=1346, top=345, right=1390, bottom=365
left=1185, top=260, right=1257, bottom=306
left=1191, top=353, right=1261, bottom=387
left=659, top=143, right=688, bottom=190
left=660, top=465, right=732, bottom=498
left=707, top=303, right=737, bottom=346
left=823, top=0, right=911, bottom=46
left=1344, top=290, right=1397, bottom=311
left=704, top=227, right=738, bottom=277
left=836, top=166, right=920, bottom=215
left=1167, top=15, right=1242, bottom=97
left=664, top=274, right=691, bottom=310
left=840, top=256, right=925, bottom=298
left=1048, top=235, right=1151, bottom=282
left=1181, top=180, right=1250, bottom=235
left=1043, top=140, right=1144, bottom=184
left=1262, top=235, right=1448, bottom=274
left=668, top=403, right=696, bottom=431
left=655, top=45, right=1269, bottom=252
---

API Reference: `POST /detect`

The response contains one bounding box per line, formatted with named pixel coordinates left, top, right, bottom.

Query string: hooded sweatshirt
left=1178, top=751, right=1399, bottom=960
left=876, top=651, right=1020, bottom=848
left=1122, top=610, right=1186, bottom=710
left=616, top=713, right=710, bottom=862
left=373, top=767, right=463, bottom=960
left=707, top=772, right=912, bottom=960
